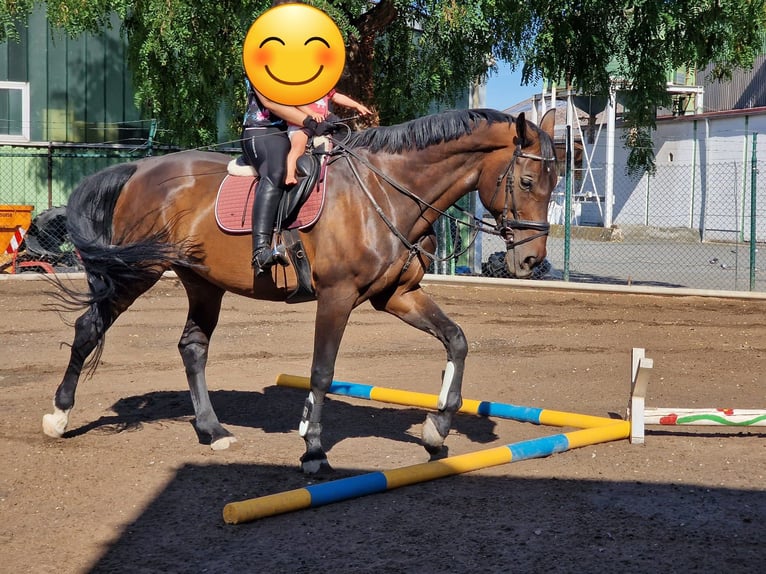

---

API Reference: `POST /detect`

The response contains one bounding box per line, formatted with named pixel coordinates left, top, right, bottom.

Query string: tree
left=519, top=1, right=766, bottom=175
left=2, top=0, right=765, bottom=171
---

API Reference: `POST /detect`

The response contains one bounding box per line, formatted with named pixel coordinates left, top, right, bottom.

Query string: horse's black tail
left=50, top=161, right=200, bottom=375
left=58, top=161, right=197, bottom=312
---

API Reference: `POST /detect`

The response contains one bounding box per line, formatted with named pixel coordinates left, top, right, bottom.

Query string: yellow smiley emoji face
left=243, top=4, right=346, bottom=106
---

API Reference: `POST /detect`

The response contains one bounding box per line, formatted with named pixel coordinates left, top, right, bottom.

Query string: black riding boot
left=251, top=178, right=284, bottom=275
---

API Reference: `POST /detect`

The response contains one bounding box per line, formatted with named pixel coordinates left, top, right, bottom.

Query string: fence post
left=47, top=142, right=53, bottom=210
left=147, top=119, right=157, bottom=157
left=750, top=133, right=757, bottom=291
left=563, top=124, right=572, bottom=281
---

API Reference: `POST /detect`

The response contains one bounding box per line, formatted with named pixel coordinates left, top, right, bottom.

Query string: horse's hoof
left=210, top=435, right=237, bottom=451
left=428, top=446, right=449, bottom=461
left=422, top=412, right=447, bottom=453
left=301, top=455, right=332, bottom=476
left=42, top=408, right=70, bottom=438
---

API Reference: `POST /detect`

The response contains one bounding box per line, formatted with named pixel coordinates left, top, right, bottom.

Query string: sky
left=483, top=60, right=542, bottom=111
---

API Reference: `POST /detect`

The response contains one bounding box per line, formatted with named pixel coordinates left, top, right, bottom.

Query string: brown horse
left=43, top=108, right=557, bottom=474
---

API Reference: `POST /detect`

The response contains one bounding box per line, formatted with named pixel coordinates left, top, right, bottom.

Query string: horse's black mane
left=344, top=108, right=516, bottom=154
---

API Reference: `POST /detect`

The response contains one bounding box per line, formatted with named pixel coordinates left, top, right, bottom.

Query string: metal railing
left=1, top=139, right=764, bottom=292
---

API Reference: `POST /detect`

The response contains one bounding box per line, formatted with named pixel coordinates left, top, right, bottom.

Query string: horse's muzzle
left=506, top=245, right=546, bottom=279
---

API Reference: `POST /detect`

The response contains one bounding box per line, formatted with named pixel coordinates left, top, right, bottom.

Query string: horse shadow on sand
left=62, top=384, right=501, bottom=455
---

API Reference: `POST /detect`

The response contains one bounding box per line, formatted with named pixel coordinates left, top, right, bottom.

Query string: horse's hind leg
left=43, top=277, right=154, bottom=438
left=371, top=285, right=468, bottom=456
left=175, top=270, right=234, bottom=450
left=42, top=302, right=114, bottom=437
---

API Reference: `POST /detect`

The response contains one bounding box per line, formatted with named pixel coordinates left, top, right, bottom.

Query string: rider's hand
left=314, top=114, right=340, bottom=136
left=314, top=121, right=334, bottom=136
left=302, top=116, right=319, bottom=137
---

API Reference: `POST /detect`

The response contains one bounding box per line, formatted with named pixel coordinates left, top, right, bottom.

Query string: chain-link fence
left=439, top=156, right=766, bottom=293
left=2, top=140, right=765, bottom=293
left=0, top=142, right=161, bottom=273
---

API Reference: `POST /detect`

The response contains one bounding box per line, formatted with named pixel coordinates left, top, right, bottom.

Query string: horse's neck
left=392, top=148, right=484, bottom=204
left=423, top=152, right=486, bottom=213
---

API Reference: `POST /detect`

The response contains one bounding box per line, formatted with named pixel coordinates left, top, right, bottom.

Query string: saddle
left=215, top=145, right=330, bottom=303
left=216, top=152, right=325, bottom=233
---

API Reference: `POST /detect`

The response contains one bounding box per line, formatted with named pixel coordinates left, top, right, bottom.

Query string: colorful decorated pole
left=627, top=347, right=765, bottom=442
left=222, top=375, right=630, bottom=524
left=644, top=408, right=766, bottom=426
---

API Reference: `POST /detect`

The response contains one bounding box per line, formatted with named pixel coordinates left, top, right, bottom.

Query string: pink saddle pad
left=215, top=173, right=325, bottom=233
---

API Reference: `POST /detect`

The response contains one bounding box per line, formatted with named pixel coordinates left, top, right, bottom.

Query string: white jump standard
left=628, top=347, right=765, bottom=445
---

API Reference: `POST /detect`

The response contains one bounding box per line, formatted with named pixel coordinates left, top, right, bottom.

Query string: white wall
left=567, top=109, right=766, bottom=240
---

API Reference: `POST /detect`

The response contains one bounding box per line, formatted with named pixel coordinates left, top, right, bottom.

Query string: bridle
left=492, top=143, right=557, bottom=250
left=327, top=135, right=556, bottom=269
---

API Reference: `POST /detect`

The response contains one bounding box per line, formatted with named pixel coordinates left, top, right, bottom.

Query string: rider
left=240, top=77, right=333, bottom=275
left=285, top=89, right=371, bottom=185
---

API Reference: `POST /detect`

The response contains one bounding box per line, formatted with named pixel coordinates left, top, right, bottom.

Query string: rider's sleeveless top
left=243, top=79, right=286, bottom=129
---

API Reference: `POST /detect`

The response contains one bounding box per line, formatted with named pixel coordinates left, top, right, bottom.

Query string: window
left=0, top=81, right=30, bottom=142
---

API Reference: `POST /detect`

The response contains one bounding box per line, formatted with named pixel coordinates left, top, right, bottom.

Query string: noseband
left=495, top=144, right=556, bottom=250
left=329, top=135, right=556, bottom=272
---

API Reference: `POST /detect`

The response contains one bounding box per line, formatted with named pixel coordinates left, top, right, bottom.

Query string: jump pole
left=643, top=408, right=766, bottom=426
left=222, top=375, right=629, bottom=524
left=275, top=373, right=619, bottom=429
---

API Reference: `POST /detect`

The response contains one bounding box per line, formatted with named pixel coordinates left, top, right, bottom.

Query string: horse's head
left=479, top=109, right=558, bottom=278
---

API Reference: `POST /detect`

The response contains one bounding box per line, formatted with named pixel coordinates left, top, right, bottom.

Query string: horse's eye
left=520, top=177, right=533, bottom=191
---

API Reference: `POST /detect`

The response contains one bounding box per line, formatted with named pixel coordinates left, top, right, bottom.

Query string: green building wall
left=1, top=6, right=143, bottom=143
left=0, top=6, right=147, bottom=213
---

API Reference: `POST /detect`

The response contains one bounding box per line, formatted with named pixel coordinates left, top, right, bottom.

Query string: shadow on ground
left=64, top=386, right=766, bottom=573
left=87, top=460, right=765, bottom=573
left=64, top=386, right=500, bottom=451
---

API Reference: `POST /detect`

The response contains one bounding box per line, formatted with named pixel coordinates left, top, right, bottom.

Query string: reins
left=330, top=140, right=491, bottom=268
left=329, top=135, right=556, bottom=267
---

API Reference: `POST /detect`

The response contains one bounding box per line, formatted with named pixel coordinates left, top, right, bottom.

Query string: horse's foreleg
left=372, top=286, right=468, bottom=456
left=43, top=303, right=111, bottom=438
left=176, top=275, right=233, bottom=450
left=299, top=298, right=353, bottom=474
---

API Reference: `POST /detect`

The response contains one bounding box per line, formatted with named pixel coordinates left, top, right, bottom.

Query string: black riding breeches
left=241, top=125, right=289, bottom=188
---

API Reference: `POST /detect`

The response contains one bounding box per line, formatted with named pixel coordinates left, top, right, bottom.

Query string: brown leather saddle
left=215, top=152, right=325, bottom=233
left=215, top=150, right=329, bottom=302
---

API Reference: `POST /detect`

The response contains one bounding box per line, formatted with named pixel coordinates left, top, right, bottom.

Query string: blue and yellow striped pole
left=275, top=373, right=619, bottom=429
left=223, top=422, right=629, bottom=524
left=222, top=375, right=629, bottom=524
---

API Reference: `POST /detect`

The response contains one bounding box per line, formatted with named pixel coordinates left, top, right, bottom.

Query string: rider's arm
left=255, top=89, right=316, bottom=125
left=296, top=104, right=325, bottom=123
left=331, top=93, right=372, bottom=116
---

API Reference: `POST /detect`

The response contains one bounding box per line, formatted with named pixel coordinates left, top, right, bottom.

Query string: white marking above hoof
left=42, top=408, right=70, bottom=438
left=210, top=435, right=238, bottom=451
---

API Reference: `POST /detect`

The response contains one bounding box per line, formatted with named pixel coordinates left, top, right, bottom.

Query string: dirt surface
left=1, top=276, right=764, bottom=573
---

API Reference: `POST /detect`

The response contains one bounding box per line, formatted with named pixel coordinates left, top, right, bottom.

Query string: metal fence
left=1, top=141, right=765, bottom=292
left=0, top=142, right=163, bottom=272
left=441, top=157, right=766, bottom=293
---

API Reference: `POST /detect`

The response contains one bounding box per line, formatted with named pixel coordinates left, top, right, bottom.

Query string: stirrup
left=252, top=247, right=277, bottom=276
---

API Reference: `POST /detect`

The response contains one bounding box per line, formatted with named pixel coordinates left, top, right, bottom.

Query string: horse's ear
left=539, top=108, right=555, bottom=139
left=515, top=112, right=527, bottom=146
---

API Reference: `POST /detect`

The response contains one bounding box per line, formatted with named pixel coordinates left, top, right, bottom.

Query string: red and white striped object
left=4, top=225, right=26, bottom=255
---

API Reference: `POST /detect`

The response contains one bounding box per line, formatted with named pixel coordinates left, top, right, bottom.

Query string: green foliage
left=3, top=0, right=268, bottom=147
left=376, top=1, right=502, bottom=122
left=120, top=0, right=269, bottom=147
left=0, top=0, right=34, bottom=42
left=519, top=0, right=766, bottom=175
left=3, top=0, right=766, bottom=166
